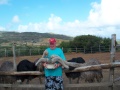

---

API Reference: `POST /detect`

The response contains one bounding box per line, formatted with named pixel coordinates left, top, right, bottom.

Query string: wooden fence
left=0, top=44, right=115, bottom=57
left=0, top=34, right=120, bottom=90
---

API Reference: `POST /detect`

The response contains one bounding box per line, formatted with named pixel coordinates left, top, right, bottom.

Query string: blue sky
left=0, top=0, right=120, bottom=39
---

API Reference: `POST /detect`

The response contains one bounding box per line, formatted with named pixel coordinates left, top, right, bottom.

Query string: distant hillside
left=0, top=31, right=73, bottom=46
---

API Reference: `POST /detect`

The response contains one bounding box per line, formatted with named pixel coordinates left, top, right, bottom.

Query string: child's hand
left=42, top=62, right=47, bottom=68
left=54, top=63, right=61, bottom=68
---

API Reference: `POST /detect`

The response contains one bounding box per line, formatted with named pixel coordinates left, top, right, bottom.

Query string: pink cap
left=49, top=38, right=56, bottom=44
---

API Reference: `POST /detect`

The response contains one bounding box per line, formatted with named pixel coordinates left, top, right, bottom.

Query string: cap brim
left=50, top=42, right=55, bottom=45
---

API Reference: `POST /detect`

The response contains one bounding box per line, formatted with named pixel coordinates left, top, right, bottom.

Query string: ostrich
left=0, top=61, right=16, bottom=84
left=17, top=58, right=44, bottom=84
left=0, top=61, right=17, bottom=90
left=65, top=57, right=85, bottom=84
left=80, top=58, right=103, bottom=83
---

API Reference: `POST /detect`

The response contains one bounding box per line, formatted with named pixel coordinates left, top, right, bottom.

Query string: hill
left=0, top=31, right=73, bottom=46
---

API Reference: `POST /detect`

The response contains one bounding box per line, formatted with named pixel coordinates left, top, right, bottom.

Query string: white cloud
left=0, top=0, right=9, bottom=4
left=16, top=0, right=120, bottom=39
left=46, top=14, right=62, bottom=30
left=18, top=22, right=47, bottom=32
left=17, top=14, right=63, bottom=33
left=3, top=15, right=20, bottom=31
left=12, top=15, right=20, bottom=23
left=0, top=26, right=5, bottom=31
left=88, top=0, right=120, bottom=26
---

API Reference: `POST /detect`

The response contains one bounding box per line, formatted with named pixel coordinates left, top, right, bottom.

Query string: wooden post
left=38, top=49, right=40, bottom=55
left=19, top=48, right=20, bottom=56
left=109, top=34, right=116, bottom=90
left=4, top=48, right=7, bottom=57
left=76, top=47, right=77, bottom=53
left=91, top=47, right=92, bottom=53
left=109, top=45, right=111, bottom=52
left=99, top=45, right=101, bottom=52
left=84, top=46, right=85, bottom=53
left=30, top=48, right=31, bottom=56
left=12, top=43, right=16, bottom=71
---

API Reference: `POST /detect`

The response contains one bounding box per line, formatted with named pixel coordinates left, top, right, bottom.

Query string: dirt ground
left=0, top=52, right=120, bottom=90
left=0, top=52, right=120, bottom=64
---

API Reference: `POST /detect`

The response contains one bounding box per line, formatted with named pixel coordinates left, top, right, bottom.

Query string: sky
left=0, top=0, right=120, bottom=39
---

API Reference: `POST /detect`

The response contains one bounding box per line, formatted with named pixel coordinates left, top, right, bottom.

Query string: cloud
left=0, top=26, right=5, bottom=30
left=12, top=15, right=20, bottom=23
left=15, top=0, right=120, bottom=39
left=46, top=14, right=62, bottom=30
left=0, top=0, right=9, bottom=5
left=0, top=15, right=21, bottom=31
left=88, top=0, right=120, bottom=26
left=4, top=15, right=20, bottom=31
left=17, top=14, right=63, bottom=33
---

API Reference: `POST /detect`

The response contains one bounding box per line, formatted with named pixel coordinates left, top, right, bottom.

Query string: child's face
left=49, top=42, right=56, bottom=49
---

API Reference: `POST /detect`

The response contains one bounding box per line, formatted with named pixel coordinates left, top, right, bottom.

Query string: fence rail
left=0, top=82, right=115, bottom=88
left=0, top=46, right=120, bottom=57
left=0, top=61, right=120, bottom=75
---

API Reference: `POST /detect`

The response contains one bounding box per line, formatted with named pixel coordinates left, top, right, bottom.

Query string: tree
left=59, top=35, right=111, bottom=53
